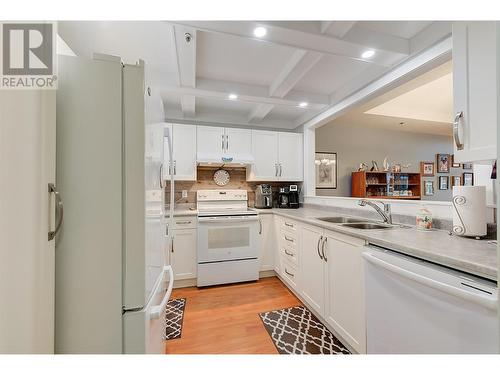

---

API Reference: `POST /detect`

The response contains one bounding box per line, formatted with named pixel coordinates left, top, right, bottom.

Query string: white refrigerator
left=55, top=54, right=173, bottom=354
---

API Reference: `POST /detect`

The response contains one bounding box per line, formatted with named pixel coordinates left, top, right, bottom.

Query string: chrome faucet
left=358, top=200, right=393, bottom=224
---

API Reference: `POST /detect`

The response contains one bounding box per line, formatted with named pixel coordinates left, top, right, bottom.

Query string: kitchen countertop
left=167, top=205, right=497, bottom=280
left=263, top=207, right=498, bottom=281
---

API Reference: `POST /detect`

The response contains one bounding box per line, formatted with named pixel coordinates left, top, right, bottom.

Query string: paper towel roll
left=452, top=186, right=487, bottom=237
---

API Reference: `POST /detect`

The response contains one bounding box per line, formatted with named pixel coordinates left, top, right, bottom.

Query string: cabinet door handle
left=284, top=268, right=295, bottom=277
left=453, top=111, right=464, bottom=151
left=173, top=160, right=176, bottom=175
left=317, top=235, right=324, bottom=260
left=279, top=163, right=282, bottom=177
left=275, top=163, right=278, bottom=177
left=284, top=249, right=294, bottom=257
left=171, top=236, right=174, bottom=253
left=222, top=134, right=225, bottom=151
left=258, top=218, right=262, bottom=234
left=225, top=135, right=229, bottom=151
left=321, top=237, right=328, bottom=262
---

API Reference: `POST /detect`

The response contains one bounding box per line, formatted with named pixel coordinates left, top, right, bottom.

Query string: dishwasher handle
left=362, top=252, right=498, bottom=311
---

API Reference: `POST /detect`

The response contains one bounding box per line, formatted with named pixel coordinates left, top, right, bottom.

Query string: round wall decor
left=213, top=169, right=230, bottom=186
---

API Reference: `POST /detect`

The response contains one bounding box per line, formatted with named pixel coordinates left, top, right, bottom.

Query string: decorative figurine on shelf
left=392, top=164, right=401, bottom=173
left=370, top=160, right=379, bottom=171
left=383, top=156, right=390, bottom=172
left=358, top=163, right=368, bottom=172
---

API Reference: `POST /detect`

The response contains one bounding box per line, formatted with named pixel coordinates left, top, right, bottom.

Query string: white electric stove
left=196, top=190, right=259, bottom=287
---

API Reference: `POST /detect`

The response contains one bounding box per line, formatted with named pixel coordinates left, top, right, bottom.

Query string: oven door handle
left=198, top=216, right=259, bottom=223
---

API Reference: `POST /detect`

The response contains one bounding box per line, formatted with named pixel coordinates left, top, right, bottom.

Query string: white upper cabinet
left=196, top=126, right=225, bottom=163
left=249, top=130, right=280, bottom=181
left=163, top=123, right=197, bottom=181
left=224, top=128, right=253, bottom=163
left=278, top=132, right=303, bottom=181
left=247, top=130, right=303, bottom=181
left=453, top=22, right=498, bottom=162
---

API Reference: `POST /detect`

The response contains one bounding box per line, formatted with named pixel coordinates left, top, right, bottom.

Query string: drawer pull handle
left=284, top=222, right=294, bottom=227
left=176, top=220, right=192, bottom=225
left=284, top=268, right=294, bottom=277
left=284, top=236, right=294, bottom=242
left=284, top=249, right=294, bottom=257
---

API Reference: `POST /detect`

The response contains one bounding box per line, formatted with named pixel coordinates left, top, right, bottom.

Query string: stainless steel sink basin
left=316, top=216, right=376, bottom=224
left=341, top=223, right=394, bottom=230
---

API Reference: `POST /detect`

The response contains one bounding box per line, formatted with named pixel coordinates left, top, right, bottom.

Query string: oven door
left=197, top=215, right=259, bottom=263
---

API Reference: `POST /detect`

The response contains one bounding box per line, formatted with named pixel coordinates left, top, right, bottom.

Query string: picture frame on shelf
left=439, top=176, right=449, bottom=190
left=451, top=154, right=461, bottom=168
left=463, top=172, right=474, bottom=186
left=436, top=153, right=450, bottom=173
left=424, top=180, right=434, bottom=196
left=420, top=161, right=435, bottom=177
left=462, top=163, right=473, bottom=170
left=315, top=152, right=337, bottom=189
left=451, top=175, right=462, bottom=186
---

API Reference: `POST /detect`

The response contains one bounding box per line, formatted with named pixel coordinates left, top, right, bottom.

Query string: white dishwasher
left=363, top=245, right=498, bottom=354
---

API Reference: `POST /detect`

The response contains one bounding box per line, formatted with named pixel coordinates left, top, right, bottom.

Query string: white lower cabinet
left=324, top=230, right=366, bottom=354
left=170, top=217, right=197, bottom=281
left=273, top=216, right=281, bottom=275
left=299, top=225, right=326, bottom=316
left=258, top=214, right=275, bottom=271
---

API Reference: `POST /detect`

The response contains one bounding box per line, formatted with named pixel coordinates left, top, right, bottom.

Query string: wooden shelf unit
left=351, top=171, right=421, bottom=200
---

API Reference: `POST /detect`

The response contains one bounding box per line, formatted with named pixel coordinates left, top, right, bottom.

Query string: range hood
left=197, top=153, right=254, bottom=168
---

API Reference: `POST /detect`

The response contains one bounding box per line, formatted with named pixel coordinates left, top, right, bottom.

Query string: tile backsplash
left=165, top=167, right=302, bottom=208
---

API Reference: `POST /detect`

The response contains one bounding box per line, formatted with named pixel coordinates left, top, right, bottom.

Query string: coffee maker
left=278, top=186, right=289, bottom=209
left=288, top=185, right=299, bottom=209
left=255, top=184, right=272, bottom=209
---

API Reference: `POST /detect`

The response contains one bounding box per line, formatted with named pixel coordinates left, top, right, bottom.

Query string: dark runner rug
left=164, top=298, right=186, bottom=340
left=259, top=305, right=351, bottom=354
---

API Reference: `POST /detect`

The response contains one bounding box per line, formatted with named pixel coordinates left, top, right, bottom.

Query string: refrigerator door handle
left=150, top=265, right=174, bottom=319
left=48, top=183, right=64, bottom=241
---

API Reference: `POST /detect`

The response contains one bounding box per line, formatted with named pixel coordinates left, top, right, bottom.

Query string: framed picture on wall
left=315, top=152, right=337, bottom=189
left=463, top=172, right=474, bottom=186
left=424, top=180, right=434, bottom=196
left=420, top=161, right=435, bottom=177
left=439, top=176, right=449, bottom=190
left=451, top=154, right=461, bottom=168
left=451, top=175, right=462, bottom=186
left=436, top=154, right=450, bottom=173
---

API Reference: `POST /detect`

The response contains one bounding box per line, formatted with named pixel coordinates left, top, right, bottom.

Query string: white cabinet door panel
left=299, top=225, right=325, bottom=316
left=324, top=232, right=366, bottom=354
left=196, top=126, right=224, bottom=162
left=258, top=215, right=275, bottom=272
left=278, top=132, right=303, bottom=181
left=171, top=229, right=197, bottom=280
left=453, top=22, right=497, bottom=162
left=225, top=128, right=252, bottom=162
left=248, top=130, right=279, bottom=181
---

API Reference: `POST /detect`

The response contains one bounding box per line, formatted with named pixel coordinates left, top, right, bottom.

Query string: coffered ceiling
left=58, top=20, right=451, bottom=130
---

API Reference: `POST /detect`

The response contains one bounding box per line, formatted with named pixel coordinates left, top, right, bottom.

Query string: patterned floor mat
left=164, top=298, right=186, bottom=340
left=259, top=305, right=351, bottom=354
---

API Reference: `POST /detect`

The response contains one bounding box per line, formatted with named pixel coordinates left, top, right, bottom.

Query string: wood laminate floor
left=165, top=276, right=301, bottom=354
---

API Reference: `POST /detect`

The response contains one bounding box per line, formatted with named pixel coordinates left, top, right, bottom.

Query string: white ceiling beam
left=161, top=85, right=327, bottom=110
left=171, top=21, right=408, bottom=67
left=172, top=24, right=197, bottom=117
left=269, top=50, right=323, bottom=98
left=321, top=21, right=357, bottom=38
left=247, top=104, right=275, bottom=123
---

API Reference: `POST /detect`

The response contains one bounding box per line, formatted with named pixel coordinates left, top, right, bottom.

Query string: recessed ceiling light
left=228, top=93, right=238, bottom=100
left=361, top=49, right=375, bottom=59
left=253, top=27, right=267, bottom=38
left=299, top=102, right=308, bottom=108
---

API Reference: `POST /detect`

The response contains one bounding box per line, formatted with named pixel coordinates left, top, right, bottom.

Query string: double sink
left=316, top=216, right=395, bottom=230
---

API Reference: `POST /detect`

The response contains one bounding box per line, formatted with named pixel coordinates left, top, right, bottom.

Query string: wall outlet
left=181, top=190, right=188, bottom=198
